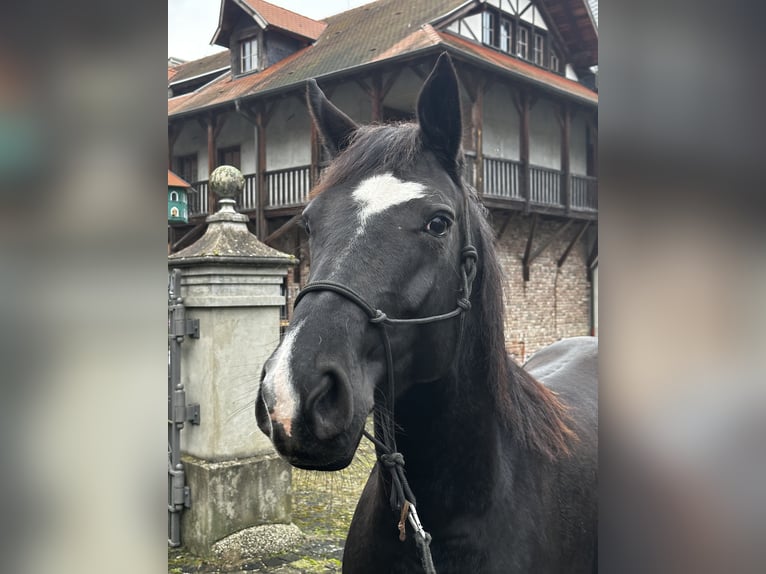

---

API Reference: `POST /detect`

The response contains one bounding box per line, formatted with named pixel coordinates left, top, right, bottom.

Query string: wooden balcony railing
left=267, top=165, right=311, bottom=208
left=187, top=161, right=597, bottom=219
left=483, top=157, right=523, bottom=200
left=188, top=180, right=209, bottom=217
left=529, top=165, right=562, bottom=206
left=239, top=174, right=258, bottom=212
left=570, top=174, right=598, bottom=211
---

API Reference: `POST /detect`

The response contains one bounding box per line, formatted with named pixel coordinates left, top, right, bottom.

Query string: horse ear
left=306, top=79, right=359, bottom=158
left=417, top=52, right=462, bottom=170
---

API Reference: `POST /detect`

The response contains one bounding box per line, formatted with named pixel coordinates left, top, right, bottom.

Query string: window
left=500, top=19, right=511, bottom=53
left=482, top=11, right=495, bottom=46
left=169, top=191, right=179, bottom=202
left=174, top=154, right=197, bottom=184
left=517, top=27, right=528, bottom=60
left=170, top=207, right=179, bottom=217
left=534, top=34, right=544, bottom=66
left=550, top=50, right=560, bottom=73
left=218, top=146, right=241, bottom=169
left=240, top=37, right=258, bottom=73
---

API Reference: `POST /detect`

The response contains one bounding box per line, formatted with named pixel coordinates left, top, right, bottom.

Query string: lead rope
left=293, top=192, right=477, bottom=574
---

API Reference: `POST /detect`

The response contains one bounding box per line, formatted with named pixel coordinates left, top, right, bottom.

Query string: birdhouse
left=168, top=170, right=192, bottom=223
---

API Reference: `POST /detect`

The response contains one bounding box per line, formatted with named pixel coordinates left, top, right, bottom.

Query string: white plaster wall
left=529, top=98, right=561, bottom=169
left=383, top=66, right=422, bottom=117
left=570, top=113, right=588, bottom=175
left=217, top=111, right=257, bottom=175
left=173, top=119, right=207, bottom=181
left=521, top=5, right=547, bottom=30
left=265, top=96, right=311, bottom=171
left=461, top=14, right=482, bottom=41
left=482, top=83, right=520, bottom=160
left=330, top=82, right=372, bottom=124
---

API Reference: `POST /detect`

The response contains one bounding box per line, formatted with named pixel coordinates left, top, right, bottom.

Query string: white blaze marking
left=264, top=322, right=302, bottom=437
left=352, top=173, right=427, bottom=228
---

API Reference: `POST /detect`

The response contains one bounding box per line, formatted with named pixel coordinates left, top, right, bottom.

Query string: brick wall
left=492, top=213, right=593, bottom=362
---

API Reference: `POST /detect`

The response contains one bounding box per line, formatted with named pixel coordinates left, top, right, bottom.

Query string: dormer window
left=517, top=27, right=528, bottom=60
left=499, top=19, right=511, bottom=53
left=482, top=12, right=495, bottom=46
left=550, top=50, right=560, bottom=73
left=240, top=37, right=258, bottom=73
left=533, top=33, right=544, bottom=66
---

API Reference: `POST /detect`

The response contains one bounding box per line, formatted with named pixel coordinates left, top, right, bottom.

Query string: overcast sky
left=168, top=0, right=371, bottom=60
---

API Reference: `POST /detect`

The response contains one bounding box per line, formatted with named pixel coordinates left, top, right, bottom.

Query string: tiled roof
left=242, top=0, right=326, bottom=40
left=168, top=170, right=191, bottom=188
left=168, top=0, right=596, bottom=118
left=169, top=50, right=230, bottom=85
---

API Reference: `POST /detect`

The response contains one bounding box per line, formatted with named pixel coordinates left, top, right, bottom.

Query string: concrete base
left=181, top=452, right=293, bottom=556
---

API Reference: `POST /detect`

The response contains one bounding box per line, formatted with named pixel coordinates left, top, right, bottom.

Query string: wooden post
left=371, top=74, right=383, bottom=122
left=472, top=82, right=485, bottom=195
left=515, top=91, right=530, bottom=213
left=560, top=103, right=571, bottom=213
left=207, top=115, right=216, bottom=213
left=255, top=107, right=267, bottom=240
left=310, top=120, right=319, bottom=186
left=168, top=123, right=181, bottom=170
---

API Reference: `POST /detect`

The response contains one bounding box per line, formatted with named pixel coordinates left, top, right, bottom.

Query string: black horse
left=256, top=53, right=597, bottom=573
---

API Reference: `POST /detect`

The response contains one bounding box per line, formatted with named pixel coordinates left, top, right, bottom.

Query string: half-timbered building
left=168, top=0, right=598, bottom=359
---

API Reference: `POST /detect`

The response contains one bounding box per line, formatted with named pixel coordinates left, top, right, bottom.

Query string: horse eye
left=426, top=215, right=451, bottom=237
left=301, top=218, right=311, bottom=236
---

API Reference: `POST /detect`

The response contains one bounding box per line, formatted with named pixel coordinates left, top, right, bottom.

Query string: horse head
left=256, top=53, right=476, bottom=470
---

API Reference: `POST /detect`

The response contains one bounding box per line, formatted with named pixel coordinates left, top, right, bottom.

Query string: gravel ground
left=169, top=421, right=377, bottom=573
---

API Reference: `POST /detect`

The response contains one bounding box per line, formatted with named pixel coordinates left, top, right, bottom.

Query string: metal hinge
left=172, top=402, right=201, bottom=425
left=170, top=317, right=200, bottom=339
left=183, top=486, right=192, bottom=508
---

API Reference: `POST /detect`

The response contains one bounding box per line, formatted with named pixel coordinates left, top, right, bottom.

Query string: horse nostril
left=304, top=368, right=353, bottom=441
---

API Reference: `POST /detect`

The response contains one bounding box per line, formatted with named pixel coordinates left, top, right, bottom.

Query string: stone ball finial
left=210, top=165, right=245, bottom=200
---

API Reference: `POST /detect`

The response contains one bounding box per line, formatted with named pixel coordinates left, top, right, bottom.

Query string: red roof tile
left=168, top=170, right=191, bottom=188
left=242, top=0, right=326, bottom=40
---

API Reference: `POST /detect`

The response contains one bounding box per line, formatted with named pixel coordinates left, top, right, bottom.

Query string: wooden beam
left=517, top=91, right=530, bottom=213
left=370, top=74, right=383, bottom=122
left=560, top=102, right=571, bottom=213
left=586, top=235, right=598, bottom=281
left=471, top=77, right=486, bottom=195
left=264, top=100, right=278, bottom=128
left=496, top=212, right=513, bottom=241
left=557, top=221, right=590, bottom=268
left=355, top=78, right=373, bottom=98
left=264, top=213, right=302, bottom=246
left=206, top=114, right=216, bottom=212
left=381, top=68, right=401, bottom=99
left=310, top=120, right=319, bottom=186
left=168, top=123, right=182, bottom=169
left=521, top=213, right=538, bottom=282
left=529, top=219, right=574, bottom=263
left=171, top=223, right=206, bottom=252
left=234, top=98, right=259, bottom=125
left=255, top=106, right=268, bottom=239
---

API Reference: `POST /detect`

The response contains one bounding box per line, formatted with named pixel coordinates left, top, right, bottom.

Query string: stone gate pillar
left=169, top=166, right=296, bottom=556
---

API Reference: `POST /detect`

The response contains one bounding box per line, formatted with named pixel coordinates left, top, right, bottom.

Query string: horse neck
left=389, top=303, right=508, bottom=512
